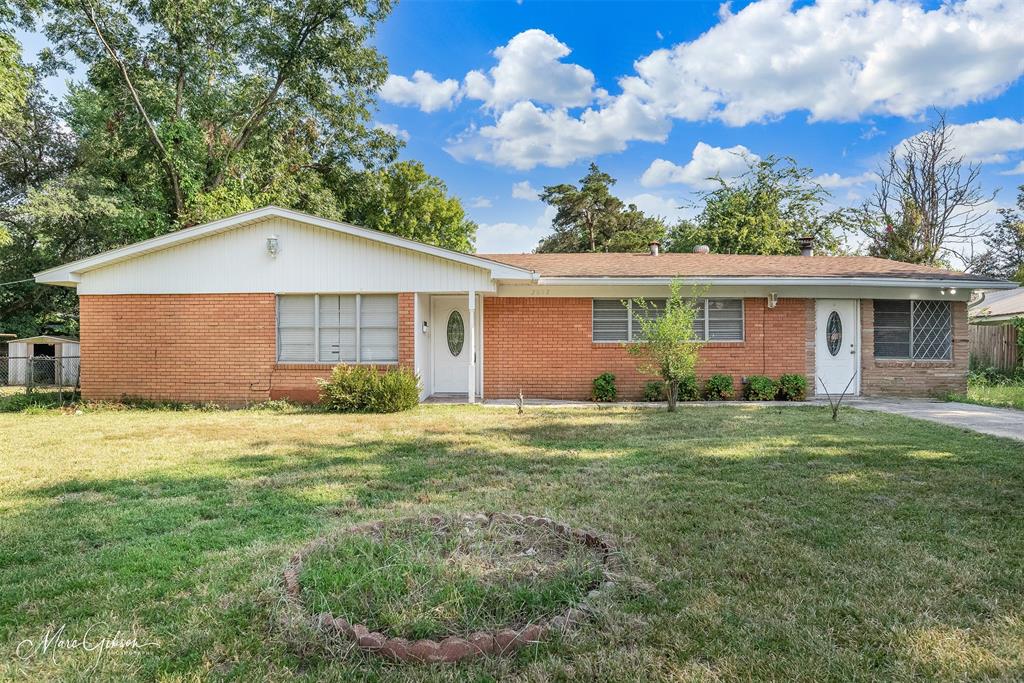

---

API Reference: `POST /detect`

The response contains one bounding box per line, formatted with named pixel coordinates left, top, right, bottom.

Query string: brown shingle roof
left=477, top=252, right=1001, bottom=281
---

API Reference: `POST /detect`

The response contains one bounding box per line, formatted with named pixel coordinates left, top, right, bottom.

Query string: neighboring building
left=969, top=288, right=1024, bottom=326
left=34, top=206, right=1016, bottom=403
left=968, top=288, right=1024, bottom=373
left=5, top=335, right=81, bottom=386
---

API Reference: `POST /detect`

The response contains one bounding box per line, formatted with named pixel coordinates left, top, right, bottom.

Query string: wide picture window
left=592, top=298, right=743, bottom=342
left=277, top=294, right=398, bottom=363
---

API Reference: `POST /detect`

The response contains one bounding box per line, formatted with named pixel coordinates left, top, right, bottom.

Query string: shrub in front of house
left=592, top=372, right=617, bottom=402
left=643, top=381, right=665, bottom=402
left=703, top=374, right=734, bottom=400
left=318, top=365, right=420, bottom=413
left=677, top=374, right=700, bottom=401
left=777, top=374, right=808, bottom=401
left=645, top=375, right=699, bottom=402
left=744, top=375, right=778, bottom=401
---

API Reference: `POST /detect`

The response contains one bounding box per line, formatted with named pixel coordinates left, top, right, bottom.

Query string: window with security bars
left=873, top=300, right=952, bottom=360
left=277, top=294, right=398, bottom=363
left=592, top=298, right=743, bottom=342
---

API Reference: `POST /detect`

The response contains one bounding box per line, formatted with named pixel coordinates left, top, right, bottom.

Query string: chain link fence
left=1, top=356, right=81, bottom=393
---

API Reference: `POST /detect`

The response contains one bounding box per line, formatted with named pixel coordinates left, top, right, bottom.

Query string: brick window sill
left=275, top=362, right=398, bottom=370
left=590, top=341, right=746, bottom=350
left=872, top=359, right=956, bottom=368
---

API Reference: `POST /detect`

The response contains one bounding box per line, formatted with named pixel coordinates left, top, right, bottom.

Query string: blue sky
left=17, top=0, right=1024, bottom=255
left=371, top=0, right=1024, bottom=254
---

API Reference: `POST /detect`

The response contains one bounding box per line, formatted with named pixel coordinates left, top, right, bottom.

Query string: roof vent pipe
left=796, top=236, right=814, bottom=257
left=693, top=245, right=711, bottom=254
left=648, top=241, right=660, bottom=256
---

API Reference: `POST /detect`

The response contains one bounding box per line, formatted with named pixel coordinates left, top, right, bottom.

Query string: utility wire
left=0, top=278, right=34, bottom=288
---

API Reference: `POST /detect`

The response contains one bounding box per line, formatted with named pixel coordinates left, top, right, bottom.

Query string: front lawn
left=2, top=405, right=1023, bottom=681
left=950, top=383, right=1024, bottom=411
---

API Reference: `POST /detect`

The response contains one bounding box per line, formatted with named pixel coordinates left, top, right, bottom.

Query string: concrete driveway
left=848, top=399, right=1024, bottom=442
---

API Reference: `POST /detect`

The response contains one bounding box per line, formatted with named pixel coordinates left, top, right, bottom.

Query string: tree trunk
left=667, top=381, right=678, bottom=412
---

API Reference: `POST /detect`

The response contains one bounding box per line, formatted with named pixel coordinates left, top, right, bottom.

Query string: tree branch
left=80, top=1, right=184, bottom=219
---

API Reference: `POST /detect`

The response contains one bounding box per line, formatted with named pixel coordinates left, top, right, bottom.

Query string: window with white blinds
left=277, top=294, right=398, bottom=363
left=592, top=298, right=744, bottom=342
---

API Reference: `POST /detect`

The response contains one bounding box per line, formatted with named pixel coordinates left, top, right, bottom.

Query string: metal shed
left=5, top=335, right=80, bottom=386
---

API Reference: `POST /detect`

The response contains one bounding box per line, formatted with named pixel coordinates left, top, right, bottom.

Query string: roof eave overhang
left=533, top=276, right=1017, bottom=289
left=34, top=206, right=536, bottom=286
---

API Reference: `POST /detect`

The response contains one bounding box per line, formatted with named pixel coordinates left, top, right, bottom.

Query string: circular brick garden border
left=281, top=512, right=621, bottom=663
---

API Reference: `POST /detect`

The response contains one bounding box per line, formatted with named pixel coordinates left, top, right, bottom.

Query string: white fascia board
left=535, top=276, right=1018, bottom=289
left=35, top=206, right=535, bottom=286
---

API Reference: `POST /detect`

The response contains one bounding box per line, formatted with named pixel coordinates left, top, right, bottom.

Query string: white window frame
left=591, top=298, right=744, bottom=343
left=276, top=294, right=399, bottom=364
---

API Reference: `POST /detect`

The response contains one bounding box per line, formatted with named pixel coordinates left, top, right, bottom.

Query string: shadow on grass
left=3, top=407, right=1024, bottom=679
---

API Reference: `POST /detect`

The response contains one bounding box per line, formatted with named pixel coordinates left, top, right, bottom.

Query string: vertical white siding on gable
left=77, top=217, right=495, bottom=294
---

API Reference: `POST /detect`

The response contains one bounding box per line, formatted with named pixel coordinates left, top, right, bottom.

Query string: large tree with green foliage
left=536, top=163, right=667, bottom=253
left=0, top=0, right=485, bottom=336
left=974, top=185, right=1024, bottom=284
left=24, top=0, right=400, bottom=227
left=665, top=155, right=854, bottom=255
left=344, top=161, right=477, bottom=252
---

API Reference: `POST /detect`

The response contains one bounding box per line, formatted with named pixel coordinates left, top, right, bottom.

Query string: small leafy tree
left=627, top=280, right=704, bottom=411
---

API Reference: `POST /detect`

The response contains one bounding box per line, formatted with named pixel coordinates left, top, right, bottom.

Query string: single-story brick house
left=35, top=206, right=1017, bottom=403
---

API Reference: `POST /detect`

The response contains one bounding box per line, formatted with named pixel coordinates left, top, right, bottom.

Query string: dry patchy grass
left=1, top=404, right=1023, bottom=681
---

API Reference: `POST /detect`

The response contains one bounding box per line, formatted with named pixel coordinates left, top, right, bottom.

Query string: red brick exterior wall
left=483, top=296, right=811, bottom=400
left=79, top=293, right=415, bottom=404
left=860, top=299, right=969, bottom=397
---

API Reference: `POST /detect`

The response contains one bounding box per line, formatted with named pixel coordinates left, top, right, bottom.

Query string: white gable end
left=71, top=216, right=500, bottom=295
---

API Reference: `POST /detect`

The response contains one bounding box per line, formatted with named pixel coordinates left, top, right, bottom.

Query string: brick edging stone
left=281, top=512, right=621, bottom=663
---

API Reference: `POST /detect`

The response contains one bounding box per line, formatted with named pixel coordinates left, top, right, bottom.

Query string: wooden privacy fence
left=969, top=324, right=1020, bottom=372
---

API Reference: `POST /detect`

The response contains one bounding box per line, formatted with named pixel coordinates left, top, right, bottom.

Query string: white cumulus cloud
left=813, top=171, right=877, bottom=189
left=476, top=206, right=557, bottom=253
left=620, top=0, right=1024, bottom=126
left=640, top=142, right=757, bottom=189
left=463, top=29, right=602, bottom=110
left=469, top=197, right=493, bottom=208
left=380, top=70, right=461, bottom=113
left=624, top=193, right=693, bottom=224
left=448, top=96, right=669, bottom=170
left=512, top=181, right=540, bottom=200
left=909, top=117, right=1024, bottom=164
left=372, top=122, right=410, bottom=142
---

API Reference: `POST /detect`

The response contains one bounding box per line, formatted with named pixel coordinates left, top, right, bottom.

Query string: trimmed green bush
left=778, top=374, right=808, bottom=401
left=318, top=365, right=420, bottom=413
left=744, top=375, right=778, bottom=401
left=592, top=372, right=617, bottom=402
left=703, top=374, right=734, bottom=400
left=643, top=381, right=666, bottom=402
left=645, top=375, right=700, bottom=402
left=677, top=374, right=700, bottom=401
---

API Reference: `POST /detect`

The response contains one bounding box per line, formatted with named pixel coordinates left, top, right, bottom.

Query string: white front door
left=815, top=299, right=859, bottom=396
left=432, top=297, right=472, bottom=394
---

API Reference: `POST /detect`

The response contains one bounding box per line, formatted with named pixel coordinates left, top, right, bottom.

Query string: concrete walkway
left=845, top=399, right=1024, bottom=442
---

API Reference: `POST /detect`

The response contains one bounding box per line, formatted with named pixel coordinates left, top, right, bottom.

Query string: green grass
left=300, top=518, right=603, bottom=640
left=950, top=383, right=1024, bottom=410
left=2, top=404, right=1024, bottom=681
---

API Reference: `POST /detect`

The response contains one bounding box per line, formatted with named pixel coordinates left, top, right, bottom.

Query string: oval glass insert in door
left=446, top=311, right=465, bottom=356
left=826, top=311, right=843, bottom=356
